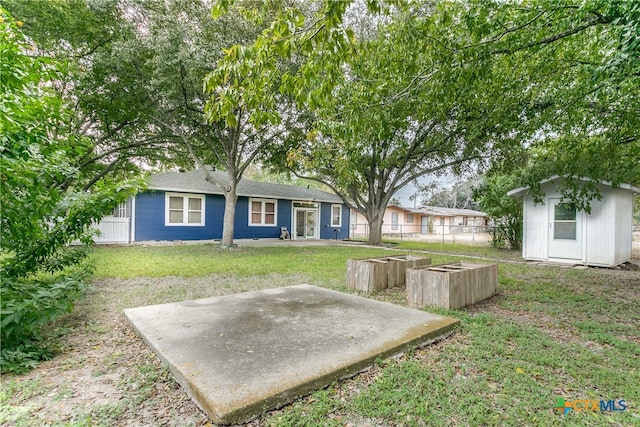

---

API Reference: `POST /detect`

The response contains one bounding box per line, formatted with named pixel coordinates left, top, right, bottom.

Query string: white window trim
left=331, top=204, right=342, bottom=227
left=391, top=212, right=399, bottom=230
left=165, top=192, right=205, bottom=226
left=249, top=198, right=278, bottom=226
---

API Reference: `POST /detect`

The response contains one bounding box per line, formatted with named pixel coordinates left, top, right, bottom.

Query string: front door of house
left=295, top=209, right=317, bottom=239
left=548, top=199, right=582, bottom=260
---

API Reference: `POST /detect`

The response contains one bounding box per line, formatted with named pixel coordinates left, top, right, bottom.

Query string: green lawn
left=91, top=244, right=403, bottom=279
left=270, top=261, right=640, bottom=426
left=2, top=244, right=638, bottom=426
left=389, top=239, right=524, bottom=261
left=91, top=241, right=520, bottom=279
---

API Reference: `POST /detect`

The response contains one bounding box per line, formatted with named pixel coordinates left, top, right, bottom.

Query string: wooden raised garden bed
left=346, top=255, right=431, bottom=292
left=406, top=262, right=498, bottom=309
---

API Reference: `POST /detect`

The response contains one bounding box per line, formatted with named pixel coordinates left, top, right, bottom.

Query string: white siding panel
left=584, top=196, right=613, bottom=266
left=613, top=189, right=633, bottom=265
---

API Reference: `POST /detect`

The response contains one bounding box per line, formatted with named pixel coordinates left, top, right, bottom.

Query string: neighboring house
left=349, top=205, right=488, bottom=237
left=508, top=176, right=639, bottom=267
left=92, top=169, right=350, bottom=243
left=420, top=206, right=488, bottom=235
left=349, top=205, right=424, bottom=237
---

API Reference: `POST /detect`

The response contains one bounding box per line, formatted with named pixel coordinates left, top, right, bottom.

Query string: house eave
left=145, top=186, right=340, bottom=204
left=147, top=185, right=223, bottom=196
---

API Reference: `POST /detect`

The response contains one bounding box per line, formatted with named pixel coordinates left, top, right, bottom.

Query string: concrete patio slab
left=124, top=284, right=459, bottom=424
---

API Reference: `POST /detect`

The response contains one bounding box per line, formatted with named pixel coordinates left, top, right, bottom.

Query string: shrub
left=474, top=174, right=523, bottom=250
left=0, top=8, right=139, bottom=373
left=489, top=215, right=522, bottom=250
left=0, top=258, right=93, bottom=374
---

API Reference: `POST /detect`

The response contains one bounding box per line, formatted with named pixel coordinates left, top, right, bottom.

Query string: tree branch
left=82, top=159, right=119, bottom=191
left=491, top=14, right=608, bottom=55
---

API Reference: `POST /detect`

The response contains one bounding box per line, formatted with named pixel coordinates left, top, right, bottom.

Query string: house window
left=391, top=212, right=399, bottom=230
left=165, top=193, right=205, bottom=226
left=331, top=204, right=342, bottom=227
left=406, top=214, right=414, bottom=223
left=250, top=199, right=277, bottom=226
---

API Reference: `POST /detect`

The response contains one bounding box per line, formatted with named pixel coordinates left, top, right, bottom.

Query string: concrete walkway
left=124, top=285, right=458, bottom=424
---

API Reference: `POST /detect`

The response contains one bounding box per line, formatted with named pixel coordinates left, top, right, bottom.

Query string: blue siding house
left=130, top=169, right=350, bottom=242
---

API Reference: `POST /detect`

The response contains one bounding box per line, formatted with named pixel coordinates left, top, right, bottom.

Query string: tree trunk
left=367, top=212, right=385, bottom=245
left=220, top=179, right=237, bottom=248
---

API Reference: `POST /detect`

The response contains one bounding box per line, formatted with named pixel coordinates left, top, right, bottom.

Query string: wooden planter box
left=406, top=262, right=498, bottom=309
left=347, top=255, right=431, bottom=292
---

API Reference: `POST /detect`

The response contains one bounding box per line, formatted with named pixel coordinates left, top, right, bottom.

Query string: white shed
left=508, top=177, right=639, bottom=267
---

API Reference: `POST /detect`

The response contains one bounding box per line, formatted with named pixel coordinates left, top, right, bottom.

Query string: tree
left=0, top=8, right=138, bottom=372
left=458, top=0, right=640, bottom=201
left=3, top=0, right=164, bottom=188
left=9, top=0, right=294, bottom=248
left=208, top=1, right=529, bottom=244
left=108, top=0, right=287, bottom=248
left=131, top=0, right=283, bottom=248
left=211, top=0, right=638, bottom=244
left=416, top=178, right=481, bottom=210
left=474, top=174, right=523, bottom=250
left=272, top=3, right=522, bottom=244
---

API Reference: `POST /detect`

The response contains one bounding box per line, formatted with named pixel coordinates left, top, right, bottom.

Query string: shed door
left=548, top=199, right=582, bottom=260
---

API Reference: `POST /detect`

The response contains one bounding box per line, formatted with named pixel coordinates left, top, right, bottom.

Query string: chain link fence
left=350, top=222, right=493, bottom=244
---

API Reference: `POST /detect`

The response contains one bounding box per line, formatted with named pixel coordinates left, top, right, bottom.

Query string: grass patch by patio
left=90, top=245, right=469, bottom=286
left=90, top=245, right=408, bottom=279
left=390, top=239, right=523, bottom=261
left=270, top=262, right=640, bottom=426
left=2, top=244, right=638, bottom=426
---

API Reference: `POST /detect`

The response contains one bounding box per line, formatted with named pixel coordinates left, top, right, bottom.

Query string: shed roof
left=507, top=175, right=640, bottom=197
left=148, top=169, right=343, bottom=203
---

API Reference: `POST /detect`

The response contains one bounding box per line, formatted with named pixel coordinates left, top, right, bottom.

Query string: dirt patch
left=3, top=308, right=209, bottom=426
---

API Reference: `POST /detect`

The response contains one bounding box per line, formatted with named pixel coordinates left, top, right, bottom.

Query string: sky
left=393, top=174, right=456, bottom=207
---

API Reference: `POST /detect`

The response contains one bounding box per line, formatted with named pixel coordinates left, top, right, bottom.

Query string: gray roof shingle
left=148, top=169, right=343, bottom=203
